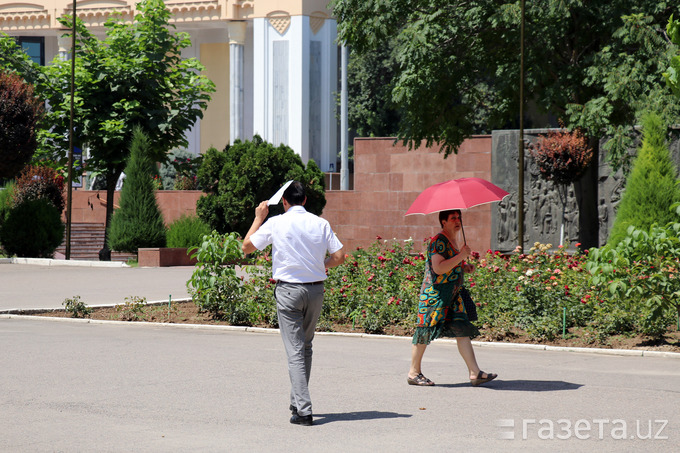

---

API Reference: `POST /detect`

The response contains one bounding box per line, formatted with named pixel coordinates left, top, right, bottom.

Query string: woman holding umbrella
left=407, top=209, right=497, bottom=386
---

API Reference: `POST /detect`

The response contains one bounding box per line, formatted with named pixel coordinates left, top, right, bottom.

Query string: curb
left=2, top=310, right=679, bottom=359
left=0, top=257, right=129, bottom=268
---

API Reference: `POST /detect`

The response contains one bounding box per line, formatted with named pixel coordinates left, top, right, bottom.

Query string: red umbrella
left=405, top=177, right=509, bottom=243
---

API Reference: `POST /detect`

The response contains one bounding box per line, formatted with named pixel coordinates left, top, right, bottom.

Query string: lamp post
left=65, top=0, right=77, bottom=260
left=517, top=0, right=525, bottom=253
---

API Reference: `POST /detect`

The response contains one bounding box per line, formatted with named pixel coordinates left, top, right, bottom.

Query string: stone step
left=56, top=223, right=136, bottom=262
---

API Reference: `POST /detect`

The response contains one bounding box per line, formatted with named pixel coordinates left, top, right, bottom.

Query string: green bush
left=608, top=112, right=680, bottom=246
left=190, top=236, right=678, bottom=342
left=195, top=135, right=326, bottom=237
left=0, top=198, right=64, bottom=257
left=108, top=127, right=167, bottom=253
left=13, top=165, right=65, bottom=213
left=166, top=214, right=211, bottom=249
left=187, top=231, right=245, bottom=321
left=62, top=296, right=92, bottom=318
left=586, top=206, right=680, bottom=336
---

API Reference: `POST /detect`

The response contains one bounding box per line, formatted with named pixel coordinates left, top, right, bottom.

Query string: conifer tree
left=108, top=127, right=166, bottom=253
left=607, top=112, right=680, bottom=245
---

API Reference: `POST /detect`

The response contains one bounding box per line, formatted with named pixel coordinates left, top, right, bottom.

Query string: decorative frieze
left=267, top=11, right=290, bottom=35
left=309, top=11, right=327, bottom=35
left=0, top=4, right=50, bottom=29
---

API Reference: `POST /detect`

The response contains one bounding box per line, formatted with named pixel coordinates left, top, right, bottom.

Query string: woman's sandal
left=470, top=371, right=497, bottom=386
left=407, top=373, right=435, bottom=386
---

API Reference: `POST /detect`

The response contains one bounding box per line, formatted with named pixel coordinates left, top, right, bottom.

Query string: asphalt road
left=1, top=261, right=679, bottom=452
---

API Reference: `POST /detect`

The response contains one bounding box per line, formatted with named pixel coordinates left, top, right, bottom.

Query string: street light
left=65, top=0, right=77, bottom=260
left=517, top=0, right=525, bottom=253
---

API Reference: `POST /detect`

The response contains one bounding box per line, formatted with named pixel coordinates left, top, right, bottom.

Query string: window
left=16, top=37, right=45, bottom=66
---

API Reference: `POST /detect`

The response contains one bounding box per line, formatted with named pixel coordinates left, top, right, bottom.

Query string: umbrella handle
left=462, top=223, right=466, bottom=245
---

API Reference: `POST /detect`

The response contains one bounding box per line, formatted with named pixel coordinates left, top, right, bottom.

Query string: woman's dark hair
left=282, top=181, right=306, bottom=205
left=438, top=209, right=462, bottom=227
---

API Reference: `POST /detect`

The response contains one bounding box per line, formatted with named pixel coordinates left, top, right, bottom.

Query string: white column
left=57, top=33, right=70, bottom=61
left=228, top=21, right=246, bottom=144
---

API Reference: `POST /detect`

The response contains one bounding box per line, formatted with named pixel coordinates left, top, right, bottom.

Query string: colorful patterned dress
left=412, top=233, right=480, bottom=345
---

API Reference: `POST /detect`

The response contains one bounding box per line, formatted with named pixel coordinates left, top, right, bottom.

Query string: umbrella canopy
left=405, top=177, right=509, bottom=216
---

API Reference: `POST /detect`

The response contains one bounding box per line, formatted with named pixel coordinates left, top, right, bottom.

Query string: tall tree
left=607, top=112, right=680, bottom=246
left=0, top=0, right=215, bottom=259
left=108, top=127, right=166, bottom=253
left=332, top=1, right=679, bottom=169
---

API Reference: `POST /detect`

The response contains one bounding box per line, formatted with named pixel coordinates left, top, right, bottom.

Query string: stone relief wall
left=492, top=128, right=680, bottom=253
left=492, top=129, right=584, bottom=252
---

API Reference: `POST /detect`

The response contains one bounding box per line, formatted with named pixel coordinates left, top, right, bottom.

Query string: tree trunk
left=574, top=137, right=600, bottom=249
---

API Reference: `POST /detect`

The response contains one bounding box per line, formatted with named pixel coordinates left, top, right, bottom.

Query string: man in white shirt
left=242, top=181, right=345, bottom=426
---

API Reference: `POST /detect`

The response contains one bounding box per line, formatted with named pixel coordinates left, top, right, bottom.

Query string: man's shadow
left=312, top=411, right=412, bottom=425
left=436, top=380, right=583, bottom=392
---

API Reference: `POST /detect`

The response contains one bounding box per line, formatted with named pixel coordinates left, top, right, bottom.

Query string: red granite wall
left=62, top=137, right=493, bottom=255
left=63, top=190, right=204, bottom=226
left=322, top=136, right=493, bottom=254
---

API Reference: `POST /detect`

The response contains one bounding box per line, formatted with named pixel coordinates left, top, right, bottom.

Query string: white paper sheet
left=267, top=180, right=294, bottom=205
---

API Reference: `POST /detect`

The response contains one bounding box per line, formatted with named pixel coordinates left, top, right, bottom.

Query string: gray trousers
left=274, top=282, right=324, bottom=417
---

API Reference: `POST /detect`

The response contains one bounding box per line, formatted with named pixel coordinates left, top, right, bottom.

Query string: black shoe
left=290, top=413, right=313, bottom=426
left=289, top=405, right=298, bottom=416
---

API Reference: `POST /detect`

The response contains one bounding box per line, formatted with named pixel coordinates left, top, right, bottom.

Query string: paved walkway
left=1, top=261, right=679, bottom=452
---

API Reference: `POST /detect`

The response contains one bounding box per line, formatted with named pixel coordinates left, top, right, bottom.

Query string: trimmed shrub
left=0, top=198, right=64, bottom=257
left=166, top=214, right=212, bottom=249
left=12, top=165, right=65, bottom=213
left=196, top=135, right=326, bottom=237
left=0, top=70, right=44, bottom=179
left=529, top=128, right=593, bottom=185
left=108, top=127, right=166, bottom=253
left=608, top=112, right=680, bottom=245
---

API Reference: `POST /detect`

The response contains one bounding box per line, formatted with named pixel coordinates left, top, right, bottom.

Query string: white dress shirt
left=249, top=205, right=343, bottom=283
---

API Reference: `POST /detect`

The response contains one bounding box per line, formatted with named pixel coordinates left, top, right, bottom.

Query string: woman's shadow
left=436, top=379, right=583, bottom=391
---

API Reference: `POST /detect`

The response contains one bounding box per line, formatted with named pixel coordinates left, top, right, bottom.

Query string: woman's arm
left=431, top=244, right=471, bottom=275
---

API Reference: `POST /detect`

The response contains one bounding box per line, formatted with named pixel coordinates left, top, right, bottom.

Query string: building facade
left=0, top=0, right=339, bottom=170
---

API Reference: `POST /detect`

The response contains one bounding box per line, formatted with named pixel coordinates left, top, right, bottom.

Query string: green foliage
left=196, top=136, right=326, bottom=237
left=0, top=70, right=43, bottom=178
left=333, top=0, right=678, bottom=170
left=12, top=165, right=65, bottom=213
left=586, top=207, right=680, bottom=335
left=469, top=244, right=594, bottom=341
left=607, top=112, right=680, bottom=246
left=190, top=235, right=676, bottom=341
left=187, top=231, right=245, bottom=321
left=62, top=296, right=92, bottom=318
left=323, top=239, right=422, bottom=333
left=663, top=13, right=680, bottom=96
left=115, top=296, right=148, bottom=321
left=166, top=214, right=211, bottom=249
left=0, top=181, right=15, bottom=228
left=108, top=127, right=167, bottom=253
left=346, top=42, right=401, bottom=138
left=0, top=198, right=64, bottom=257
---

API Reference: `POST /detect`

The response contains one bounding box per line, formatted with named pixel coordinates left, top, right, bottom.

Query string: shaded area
left=312, top=411, right=412, bottom=425
left=436, top=380, right=582, bottom=392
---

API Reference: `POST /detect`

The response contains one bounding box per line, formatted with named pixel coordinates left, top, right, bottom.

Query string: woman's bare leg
left=455, top=336, right=488, bottom=379
left=409, top=343, right=428, bottom=378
